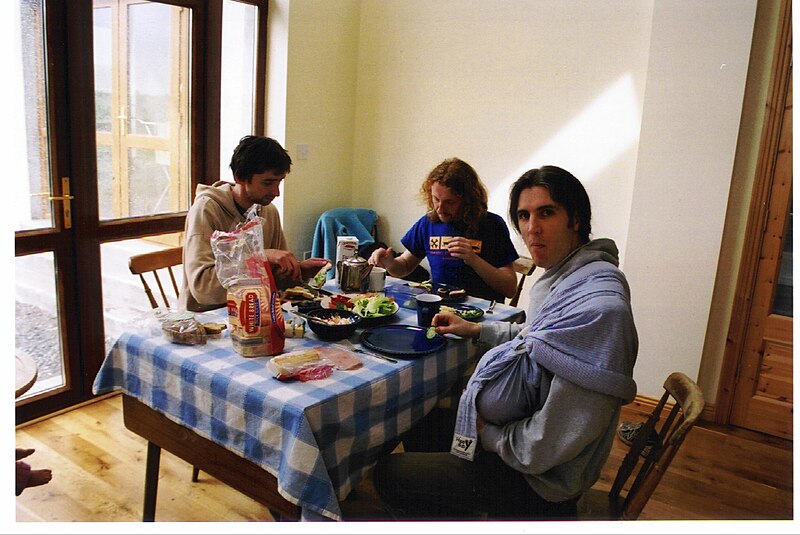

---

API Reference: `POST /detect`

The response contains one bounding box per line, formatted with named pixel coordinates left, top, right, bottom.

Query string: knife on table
left=336, top=340, right=397, bottom=363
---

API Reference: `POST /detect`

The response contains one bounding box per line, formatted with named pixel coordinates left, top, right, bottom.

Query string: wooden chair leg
left=192, top=465, right=200, bottom=482
left=143, top=441, right=161, bottom=522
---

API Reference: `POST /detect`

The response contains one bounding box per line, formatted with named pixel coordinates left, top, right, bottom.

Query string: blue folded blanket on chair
left=311, top=208, right=378, bottom=277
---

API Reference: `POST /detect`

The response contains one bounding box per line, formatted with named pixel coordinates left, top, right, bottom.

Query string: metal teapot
left=338, top=256, right=373, bottom=292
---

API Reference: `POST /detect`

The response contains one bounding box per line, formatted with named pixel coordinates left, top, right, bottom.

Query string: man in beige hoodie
left=179, top=136, right=329, bottom=312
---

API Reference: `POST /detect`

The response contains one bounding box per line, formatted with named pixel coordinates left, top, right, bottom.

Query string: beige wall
left=270, top=0, right=362, bottom=257
left=269, top=0, right=770, bottom=402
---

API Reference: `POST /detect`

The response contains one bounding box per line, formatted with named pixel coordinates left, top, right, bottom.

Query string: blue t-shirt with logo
left=401, top=212, right=519, bottom=302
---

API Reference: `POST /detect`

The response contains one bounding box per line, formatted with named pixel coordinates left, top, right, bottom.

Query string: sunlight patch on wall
left=487, top=74, right=642, bottom=219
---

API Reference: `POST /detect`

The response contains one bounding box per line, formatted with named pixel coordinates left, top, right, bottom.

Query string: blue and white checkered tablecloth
left=93, top=279, right=523, bottom=521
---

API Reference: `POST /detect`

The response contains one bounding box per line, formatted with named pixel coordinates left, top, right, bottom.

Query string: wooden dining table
left=93, top=277, right=524, bottom=521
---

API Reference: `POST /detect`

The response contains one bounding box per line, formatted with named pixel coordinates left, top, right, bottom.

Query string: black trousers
left=380, top=408, right=579, bottom=520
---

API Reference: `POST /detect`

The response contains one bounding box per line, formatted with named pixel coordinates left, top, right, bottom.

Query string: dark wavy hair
left=420, top=158, right=488, bottom=235
left=508, top=166, right=592, bottom=244
left=229, top=135, right=292, bottom=181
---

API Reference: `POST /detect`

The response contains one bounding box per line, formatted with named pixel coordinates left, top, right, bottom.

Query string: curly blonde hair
left=420, top=158, right=488, bottom=235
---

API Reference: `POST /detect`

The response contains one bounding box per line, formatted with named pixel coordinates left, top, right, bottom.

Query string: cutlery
left=336, top=340, right=398, bottom=363
left=352, top=347, right=397, bottom=363
left=287, top=310, right=317, bottom=323
left=486, top=300, right=497, bottom=314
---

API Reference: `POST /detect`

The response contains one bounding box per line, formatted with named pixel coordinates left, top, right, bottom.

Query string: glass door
left=14, top=0, right=81, bottom=411
left=14, top=0, right=268, bottom=423
left=14, top=0, right=203, bottom=423
left=95, top=0, right=191, bottom=224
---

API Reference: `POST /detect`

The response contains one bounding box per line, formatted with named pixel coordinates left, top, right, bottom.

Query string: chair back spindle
left=128, top=246, right=184, bottom=310
left=578, top=371, right=705, bottom=520
left=509, top=256, right=536, bottom=308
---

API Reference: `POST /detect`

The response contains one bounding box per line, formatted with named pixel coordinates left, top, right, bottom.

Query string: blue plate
left=360, top=325, right=447, bottom=357
left=442, top=303, right=485, bottom=322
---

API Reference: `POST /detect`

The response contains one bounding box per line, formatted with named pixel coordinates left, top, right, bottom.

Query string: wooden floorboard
left=13, top=393, right=794, bottom=523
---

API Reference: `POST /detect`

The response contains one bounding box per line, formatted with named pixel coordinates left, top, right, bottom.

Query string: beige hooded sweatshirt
left=179, top=181, right=288, bottom=312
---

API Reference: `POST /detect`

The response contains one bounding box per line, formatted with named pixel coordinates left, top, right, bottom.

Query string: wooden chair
left=128, top=246, right=201, bottom=483
left=509, top=256, right=536, bottom=307
left=576, top=371, right=706, bottom=520
left=128, top=246, right=184, bottom=309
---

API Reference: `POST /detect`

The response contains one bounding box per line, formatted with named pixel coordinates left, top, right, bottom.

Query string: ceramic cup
left=415, top=293, right=443, bottom=327
left=368, top=266, right=386, bottom=292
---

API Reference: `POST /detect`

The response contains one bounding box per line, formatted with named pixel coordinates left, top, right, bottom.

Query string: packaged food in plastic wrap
left=161, top=311, right=207, bottom=345
left=211, top=207, right=286, bottom=357
left=227, top=278, right=285, bottom=357
left=267, top=349, right=333, bottom=381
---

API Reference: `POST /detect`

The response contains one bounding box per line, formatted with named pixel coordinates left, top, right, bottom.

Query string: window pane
left=127, top=146, right=172, bottom=214
left=97, top=144, right=114, bottom=218
left=101, top=235, right=184, bottom=356
left=95, top=0, right=191, bottom=220
left=15, top=252, right=66, bottom=399
left=94, top=6, right=112, bottom=133
left=771, top=199, right=792, bottom=317
left=220, top=0, right=257, bottom=180
left=15, top=0, right=54, bottom=231
left=127, top=3, right=172, bottom=137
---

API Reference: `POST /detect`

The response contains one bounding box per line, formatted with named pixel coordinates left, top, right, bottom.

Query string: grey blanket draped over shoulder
left=451, top=258, right=638, bottom=461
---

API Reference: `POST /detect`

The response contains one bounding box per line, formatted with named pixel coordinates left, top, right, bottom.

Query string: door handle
left=30, top=177, right=74, bottom=228
left=49, top=177, right=73, bottom=229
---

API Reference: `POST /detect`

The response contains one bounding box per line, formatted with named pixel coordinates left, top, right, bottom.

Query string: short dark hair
left=509, top=166, right=592, bottom=244
left=229, top=135, right=292, bottom=181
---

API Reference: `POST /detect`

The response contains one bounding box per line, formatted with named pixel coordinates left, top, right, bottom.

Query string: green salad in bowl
left=327, top=293, right=399, bottom=326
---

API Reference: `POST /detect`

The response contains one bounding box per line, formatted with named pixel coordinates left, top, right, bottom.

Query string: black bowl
left=304, top=308, right=362, bottom=341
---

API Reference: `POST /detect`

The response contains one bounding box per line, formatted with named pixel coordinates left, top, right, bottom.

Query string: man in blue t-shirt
left=368, top=158, right=518, bottom=302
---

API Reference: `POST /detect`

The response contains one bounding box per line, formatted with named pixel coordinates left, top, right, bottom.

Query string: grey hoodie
left=476, top=238, right=638, bottom=502
left=179, top=181, right=287, bottom=312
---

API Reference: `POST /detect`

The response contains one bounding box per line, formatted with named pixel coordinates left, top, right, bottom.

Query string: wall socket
left=302, top=250, right=312, bottom=260
left=297, top=144, right=309, bottom=160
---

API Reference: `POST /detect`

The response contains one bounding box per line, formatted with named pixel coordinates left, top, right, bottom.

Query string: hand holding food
left=445, top=236, right=479, bottom=264
left=431, top=312, right=480, bottom=339
left=265, top=248, right=302, bottom=280
left=302, top=258, right=332, bottom=285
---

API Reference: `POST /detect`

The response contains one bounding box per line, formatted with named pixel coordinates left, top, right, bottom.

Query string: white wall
left=624, top=1, right=757, bottom=395
left=351, top=0, right=653, bottom=264
left=276, top=0, right=760, bottom=401
left=273, top=0, right=362, bottom=257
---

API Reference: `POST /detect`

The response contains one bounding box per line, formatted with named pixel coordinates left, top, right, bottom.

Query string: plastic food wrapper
left=211, top=207, right=286, bottom=357
left=267, top=349, right=334, bottom=381
left=161, top=311, right=208, bottom=345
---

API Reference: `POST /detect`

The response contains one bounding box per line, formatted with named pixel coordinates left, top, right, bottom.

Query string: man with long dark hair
left=372, top=166, right=638, bottom=520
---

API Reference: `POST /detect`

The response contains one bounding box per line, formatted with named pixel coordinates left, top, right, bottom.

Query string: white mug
left=368, top=266, right=387, bottom=291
